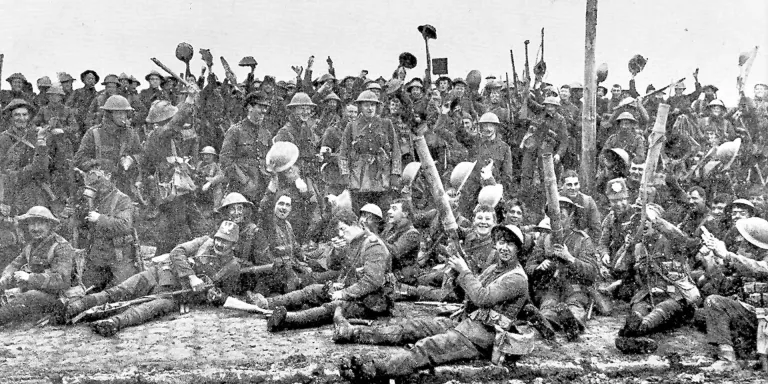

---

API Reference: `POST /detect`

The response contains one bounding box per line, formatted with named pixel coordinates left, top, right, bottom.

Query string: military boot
left=703, top=345, right=740, bottom=372
left=91, top=318, right=120, bottom=337
left=340, top=354, right=388, bottom=381
left=266, top=283, right=331, bottom=310
left=245, top=291, right=269, bottom=309
left=332, top=306, right=358, bottom=343
left=635, top=305, right=674, bottom=336
left=557, top=305, right=582, bottom=342
left=615, top=336, right=658, bottom=354
left=618, top=311, right=644, bottom=337
left=520, top=303, right=556, bottom=341
left=757, top=354, right=768, bottom=373
left=65, top=291, right=111, bottom=319
left=267, top=305, right=334, bottom=332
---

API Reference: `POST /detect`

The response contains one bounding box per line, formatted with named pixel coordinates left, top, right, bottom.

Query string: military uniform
left=79, top=187, right=138, bottom=291
left=519, top=110, right=569, bottom=192
left=220, top=117, right=271, bottom=201
left=31, top=103, right=79, bottom=203
left=602, top=131, right=647, bottom=163
left=0, top=127, right=51, bottom=214
left=74, top=118, right=144, bottom=197
left=381, top=220, right=421, bottom=284
left=569, top=192, right=602, bottom=240
left=339, top=261, right=529, bottom=379
left=338, top=114, right=402, bottom=210
left=274, top=116, right=321, bottom=180
left=69, top=234, right=244, bottom=334
left=0, top=232, right=74, bottom=325
left=527, top=229, right=599, bottom=339
left=265, top=232, right=393, bottom=332
left=66, top=85, right=98, bottom=135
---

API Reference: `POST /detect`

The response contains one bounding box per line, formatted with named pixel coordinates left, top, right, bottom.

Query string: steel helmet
left=238, top=56, right=257, bottom=67
left=477, top=184, right=503, bottom=207
left=466, top=70, right=482, bottom=92
left=607, top=148, right=630, bottom=167
left=450, top=161, right=476, bottom=190
left=360, top=203, right=383, bottom=219
left=703, top=84, right=719, bottom=93
left=6, top=73, right=27, bottom=83
left=535, top=217, right=552, bottom=232
left=199, top=146, right=217, bottom=155
left=58, top=72, right=75, bottom=83
left=490, top=224, right=524, bottom=249
left=16, top=206, right=60, bottom=224
left=46, top=85, right=66, bottom=96
left=286, top=79, right=297, bottom=89
left=596, top=63, right=609, bottom=83
left=100, top=95, right=134, bottom=111
left=616, top=112, right=638, bottom=122
left=365, top=82, right=382, bottom=91
left=219, top=192, right=253, bottom=211
left=708, top=99, right=726, bottom=109
left=400, top=162, right=422, bottom=185
left=145, top=70, right=164, bottom=82
left=146, top=100, right=178, bottom=123
left=485, top=79, right=504, bottom=90
left=286, top=92, right=317, bottom=108
left=324, top=92, right=341, bottom=103
left=558, top=196, right=584, bottom=210
left=674, top=82, right=686, bottom=90
left=265, top=141, right=300, bottom=173
left=569, top=82, right=584, bottom=90
left=406, top=78, right=424, bottom=90
left=452, top=78, right=468, bottom=87
left=80, top=69, right=100, bottom=83
left=2, top=99, right=33, bottom=114
left=628, top=54, right=648, bottom=76
left=543, top=96, right=561, bottom=106
left=355, top=90, right=381, bottom=104
left=101, top=74, right=120, bottom=86
left=175, top=42, right=194, bottom=62
left=478, top=112, right=501, bottom=125
left=214, top=220, right=240, bottom=243
left=37, top=76, right=52, bottom=88
left=735, top=217, right=768, bottom=250
left=714, top=138, right=741, bottom=171
left=319, top=73, right=336, bottom=83
left=729, top=198, right=756, bottom=216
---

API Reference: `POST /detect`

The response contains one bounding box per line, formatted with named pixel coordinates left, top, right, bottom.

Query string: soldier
left=219, top=92, right=272, bottom=202
left=74, top=94, right=143, bottom=198
left=249, top=208, right=393, bottom=333
left=602, top=112, right=647, bottom=162
left=0, top=100, right=52, bottom=214
left=455, top=112, right=515, bottom=219
left=85, top=74, right=121, bottom=128
left=0, top=206, right=75, bottom=325
left=700, top=217, right=768, bottom=371
left=598, top=178, right=635, bottom=269
left=30, top=85, right=78, bottom=208
left=195, top=146, right=225, bottom=212
left=66, top=69, right=99, bottom=137
left=561, top=170, right=602, bottom=239
left=520, top=97, right=569, bottom=194
left=692, top=85, right=719, bottom=117
left=0, top=73, right=34, bottom=107
left=381, top=199, right=421, bottom=284
left=337, top=224, right=530, bottom=380
left=32, top=76, right=52, bottom=110
left=667, top=77, right=702, bottom=120
left=58, top=72, right=76, bottom=101
left=482, top=80, right=514, bottom=144
left=273, top=92, right=321, bottom=182
left=698, top=99, right=737, bottom=144
left=76, top=160, right=138, bottom=291
left=65, top=221, right=246, bottom=336
left=614, top=205, right=701, bottom=354
left=138, top=70, right=169, bottom=111
left=338, top=90, right=401, bottom=210
left=527, top=196, right=599, bottom=341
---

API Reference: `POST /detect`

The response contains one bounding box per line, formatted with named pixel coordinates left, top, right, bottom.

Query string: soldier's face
left=629, top=163, right=645, bottom=183
left=480, top=123, right=496, bottom=140
left=495, top=234, right=519, bottom=262
left=506, top=205, right=523, bottom=225
left=387, top=203, right=406, bottom=225
left=345, top=105, right=358, bottom=120
left=389, top=99, right=401, bottom=114
left=711, top=203, right=727, bottom=218
left=755, top=85, right=768, bottom=99
left=84, top=74, right=96, bottom=86
left=105, top=83, right=118, bottom=96
left=410, top=87, right=423, bottom=99
left=213, top=237, right=235, bottom=256
left=750, top=194, right=765, bottom=206
left=149, top=77, right=162, bottom=88
left=110, top=110, right=129, bottom=127
left=11, top=108, right=30, bottom=129
left=709, top=105, right=724, bottom=117
left=85, top=169, right=112, bottom=192
left=274, top=196, right=292, bottom=220
left=27, top=219, right=52, bottom=241
left=62, top=81, right=73, bottom=92
left=545, top=104, right=557, bottom=115
left=360, top=102, right=376, bottom=118
left=247, top=104, right=267, bottom=123
left=489, top=90, right=501, bottom=104
left=674, top=86, right=685, bottom=95
left=687, top=191, right=706, bottom=211
left=619, top=120, right=635, bottom=131
left=559, top=208, right=574, bottom=229
left=559, top=88, right=571, bottom=101
left=473, top=211, right=496, bottom=237
left=10, top=79, right=23, bottom=92
left=454, top=84, right=466, bottom=97
left=704, top=89, right=716, bottom=98
left=227, top=204, right=247, bottom=224
left=463, top=119, right=474, bottom=133
left=447, top=189, right=460, bottom=211
left=326, top=99, right=339, bottom=110
left=563, top=177, right=580, bottom=197
left=294, top=105, right=312, bottom=122
left=731, top=207, right=751, bottom=222
left=611, top=87, right=622, bottom=98
left=49, top=94, right=63, bottom=104
left=438, top=80, right=449, bottom=92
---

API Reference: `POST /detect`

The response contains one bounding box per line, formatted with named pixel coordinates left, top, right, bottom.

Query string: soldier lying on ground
left=65, top=221, right=250, bottom=336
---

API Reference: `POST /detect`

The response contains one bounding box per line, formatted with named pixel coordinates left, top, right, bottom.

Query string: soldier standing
left=338, top=90, right=401, bottom=210
left=219, top=92, right=272, bottom=202
left=0, top=206, right=74, bottom=326
left=85, top=74, right=121, bottom=128
left=274, top=92, right=322, bottom=183
left=66, top=69, right=99, bottom=138
left=520, top=97, right=569, bottom=195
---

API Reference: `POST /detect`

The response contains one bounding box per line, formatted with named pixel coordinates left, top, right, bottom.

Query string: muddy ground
left=0, top=301, right=766, bottom=384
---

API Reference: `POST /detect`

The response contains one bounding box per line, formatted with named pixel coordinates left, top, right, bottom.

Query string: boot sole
left=267, top=306, right=287, bottom=332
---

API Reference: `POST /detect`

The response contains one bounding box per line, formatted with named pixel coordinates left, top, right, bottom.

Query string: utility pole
left=581, top=0, right=598, bottom=194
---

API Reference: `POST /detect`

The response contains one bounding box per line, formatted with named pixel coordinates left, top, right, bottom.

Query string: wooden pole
left=581, top=0, right=598, bottom=194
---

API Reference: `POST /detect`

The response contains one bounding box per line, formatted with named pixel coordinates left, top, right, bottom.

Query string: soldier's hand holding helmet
left=295, top=177, right=308, bottom=193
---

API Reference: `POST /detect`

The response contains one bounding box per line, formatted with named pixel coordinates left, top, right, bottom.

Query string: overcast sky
left=1, top=0, right=765, bottom=104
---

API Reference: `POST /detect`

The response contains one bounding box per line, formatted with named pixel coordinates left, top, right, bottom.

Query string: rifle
left=510, top=49, right=519, bottom=90
left=520, top=40, right=531, bottom=121
left=505, top=72, right=512, bottom=123
left=219, top=56, right=245, bottom=95
left=641, top=78, right=686, bottom=105
left=69, top=286, right=203, bottom=324
left=150, top=58, right=192, bottom=88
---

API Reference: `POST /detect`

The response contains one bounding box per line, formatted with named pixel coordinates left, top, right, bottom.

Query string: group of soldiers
left=0, top=45, right=767, bottom=380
